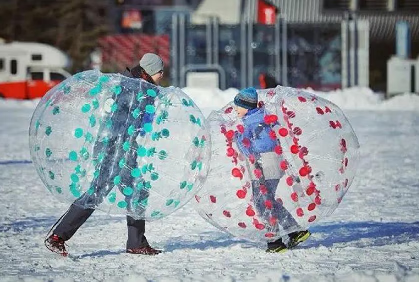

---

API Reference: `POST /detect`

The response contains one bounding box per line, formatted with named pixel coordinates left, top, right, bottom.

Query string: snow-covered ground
left=0, top=87, right=419, bottom=282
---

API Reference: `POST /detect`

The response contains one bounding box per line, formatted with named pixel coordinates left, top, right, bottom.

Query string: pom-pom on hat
left=233, top=87, right=258, bottom=110
left=139, top=53, right=164, bottom=76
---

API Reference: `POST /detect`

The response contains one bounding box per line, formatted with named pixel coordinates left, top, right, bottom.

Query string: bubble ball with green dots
left=29, top=70, right=211, bottom=220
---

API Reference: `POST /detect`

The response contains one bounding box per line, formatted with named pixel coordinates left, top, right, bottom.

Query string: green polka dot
left=173, top=200, right=180, bottom=207
left=166, top=199, right=174, bottom=206
left=143, top=123, right=152, bottom=133
left=132, top=108, right=140, bottom=119
left=136, top=181, right=144, bottom=189
left=123, top=141, right=130, bottom=151
left=85, top=132, right=94, bottom=143
left=113, top=85, right=122, bottom=95
left=89, top=115, right=96, bottom=127
left=127, top=125, right=135, bottom=136
left=97, top=152, right=105, bottom=162
left=89, top=86, right=101, bottom=96
left=137, top=146, right=147, bottom=157
left=191, top=160, right=197, bottom=170
left=151, top=210, right=161, bottom=217
left=151, top=172, right=159, bottom=181
left=146, top=89, right=157, bottom=97
left=108, top=192, right=116, bottom=203
left=187, top=183, right=194, bottom=191
left=35, top=121, right=40, bottom=129
left=113, top=175, right=121, bottom=185
left=180, top=181, right=187, bottom=189
left=93, top=170, right=100, bottom=179
left=119, top=158, right=126, bottom=168
left=80, top=147, right=89, bottom=160
left=69, top=151, right=78, bottom=161
left=48, top=171, right=55, bottom=180
left=92, top=99, right=99, bottom=109
left=52, top=106, right=60, bottom=115
left=63, top=85, right=71, bottom=94
left=45, top=126, right=52, bottom=136
left=131, top=168, right=141, bottom=178
left=106, top=119, right=112, bottom=129
left=34, top=145, right=40, bottom=152
left=137, top=92, right=144, bottom=101
left=99, top=75, right=109, bottom=83
left=74, top=128, right=83, bottom=138
left=145, top=105, right=155, bottom=114
left=117, top=201, right=127, bottom=208
left=45, top=148, right=52, bottom=158
left=123, top=187, right=133, bottom=196
left=161, top=129, right=170, bottom=137
left=111, top=103, right=118, bottom=112
left=158, top=150, right=167, bottom=160
left=55, top=186, right=62, bottom=194
left=81, top=104, right=91, bottom=113
left=70, top=173, right=79, bottom=183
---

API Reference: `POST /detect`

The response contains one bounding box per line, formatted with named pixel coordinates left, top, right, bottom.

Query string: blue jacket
left=235, top=107, right=277, bottom=157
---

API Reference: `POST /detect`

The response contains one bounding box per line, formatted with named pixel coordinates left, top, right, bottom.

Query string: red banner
left=257, top=0, right=277, bottom=25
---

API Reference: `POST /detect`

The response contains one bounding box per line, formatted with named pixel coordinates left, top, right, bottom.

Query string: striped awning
left=276, top=0, right=419, bottom=41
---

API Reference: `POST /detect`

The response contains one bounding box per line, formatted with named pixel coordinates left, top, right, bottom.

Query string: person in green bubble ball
left=45, top=53, right=165, bottom=256
left=233, top=87, right=311, bottom=253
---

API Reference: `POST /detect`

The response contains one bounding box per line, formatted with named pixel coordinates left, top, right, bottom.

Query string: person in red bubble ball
left=44, top=53, right=165, bottom=257
left=233, top=87, right=311, bottom=253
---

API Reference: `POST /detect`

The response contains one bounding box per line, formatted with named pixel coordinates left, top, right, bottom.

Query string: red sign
left=257, top=0, right=277, bottom=25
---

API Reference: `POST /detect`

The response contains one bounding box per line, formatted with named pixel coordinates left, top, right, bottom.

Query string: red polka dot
left=296, top=208, right=304, bottom=217
left=226, top=147, right=235, bottom=157
left=210, top=195, right=216, bottom=203
left=286, top=176, right=294, bottom=186
left=225, top=130, right=234, bottom=139
left=274, top=145, right=283, bottom=155
left=290, top=145, right=299, bottom=154
left=238, top=222, right=247, bottom=228
left=236, top=124, right=244, bottom=133
left=255, top=223, right=265, bottom=230
left=280, top=160, right=288, bottom=170
left=308, top=215, right=317, bottom=222
left=298, top=96, right=307, bottom=102
left=299, top=167, right=309, bottom=177
left=265, top=232, right=275, bottom=238
left=223, top=210, right=231, bottom=217
left=306, top=186, right=315, bottom=196
left=195, top=195, right=201, bottom=203
left=236, top=189, right=246, bottom=199
left=265, top=200, right=272, bottom=209
left=316, top=107, right=324, bottom=115
left=287, top=111, right=296, bottom=118
left=253, top=168, right=262, bottom=179
left=278, top=128, right=288, bottom=137
left=307, top=203, right=316, bottom=211
left=315, top=196, right=322, bottom=205
left=231, top=168, right=243, bottom=179
left=291, top=192, right=298, bottom=202
left=293, top=127, right=302, bottom=135
left=246, top=206, right=255, bottom=216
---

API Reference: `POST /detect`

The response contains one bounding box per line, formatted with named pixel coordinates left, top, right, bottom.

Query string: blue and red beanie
left=234, top=87, right=258, bottom=110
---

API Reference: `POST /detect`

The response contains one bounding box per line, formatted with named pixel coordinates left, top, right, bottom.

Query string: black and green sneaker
left=266, top=239, right=288, bottom=253
left=287, top=230, right=311, bottom=249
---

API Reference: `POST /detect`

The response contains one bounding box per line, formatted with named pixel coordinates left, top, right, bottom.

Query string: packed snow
left=0, top=87, right=418, bottom=282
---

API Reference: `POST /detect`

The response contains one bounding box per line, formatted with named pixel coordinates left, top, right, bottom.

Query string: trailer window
left=0, top=59, right=4, bottom=71
left=10, top=60, right=17, bottom=75
left=50, top=72, right=67, bottom=81
left=31, top=72, right=44, bottom=80
left=32, top=54, right=42, bottom=61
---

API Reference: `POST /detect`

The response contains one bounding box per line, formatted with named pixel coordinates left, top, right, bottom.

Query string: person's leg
left=53, top=204, right=95, bottom=241
left=126, top=216, right=149, bottom=249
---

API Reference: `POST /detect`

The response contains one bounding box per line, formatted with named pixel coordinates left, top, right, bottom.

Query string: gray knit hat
left=139, top=53, right=164, bottom=76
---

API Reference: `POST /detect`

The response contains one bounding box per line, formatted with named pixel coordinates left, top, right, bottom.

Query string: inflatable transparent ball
left=194, top=86, right=360, bottom=242
left=29, top=70, right=211, bottom=220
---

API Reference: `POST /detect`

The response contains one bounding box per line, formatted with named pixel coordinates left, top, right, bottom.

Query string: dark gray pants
left=53, top=203, right=149, bottom=249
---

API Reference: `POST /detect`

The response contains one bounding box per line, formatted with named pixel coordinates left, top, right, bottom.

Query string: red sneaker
left=45, top=234, right=68, bottom=257
left=126, top=246, right=162, bottom=255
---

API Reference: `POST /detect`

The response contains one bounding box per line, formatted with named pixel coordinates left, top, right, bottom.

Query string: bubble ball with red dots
left=194, top=86, right=360, bottom=242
